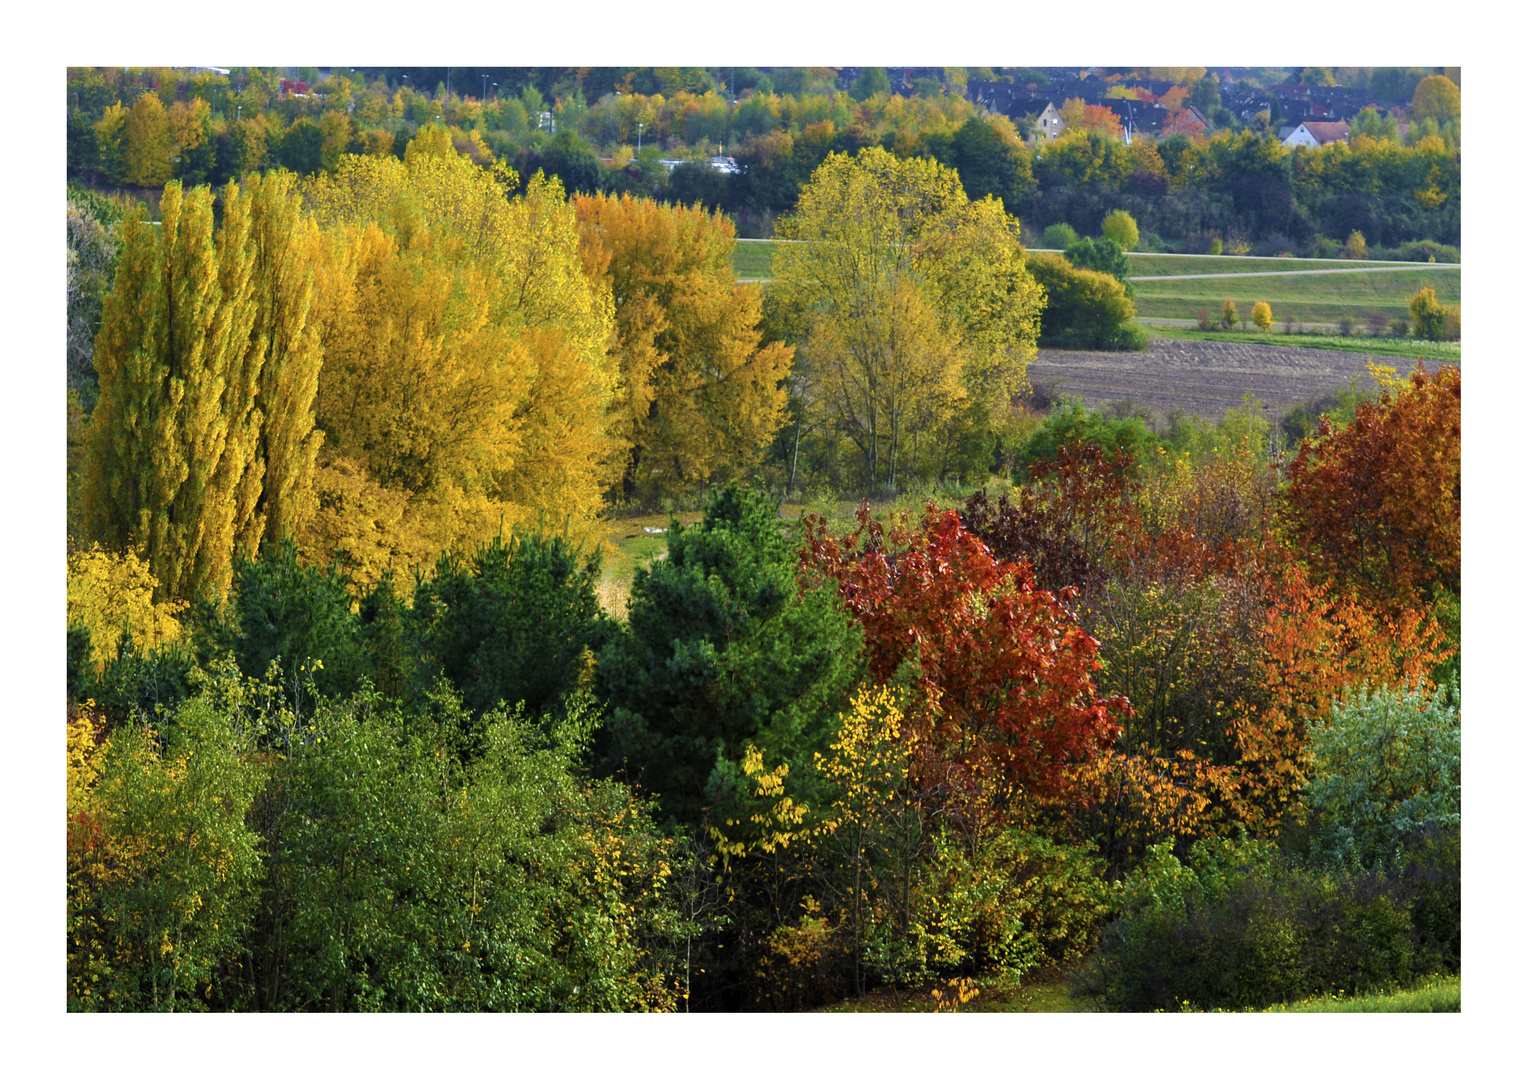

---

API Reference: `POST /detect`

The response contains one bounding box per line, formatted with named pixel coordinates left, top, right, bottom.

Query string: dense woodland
left=66, top=65, right=1460, bottom=254
left=65, top=72, right=1461, bottom=1012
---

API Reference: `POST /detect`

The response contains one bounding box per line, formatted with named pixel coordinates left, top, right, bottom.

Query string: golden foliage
left=67, top=544, right=186, bottom=672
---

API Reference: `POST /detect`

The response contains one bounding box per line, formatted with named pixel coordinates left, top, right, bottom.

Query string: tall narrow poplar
left=237, top=171, right=325, bottom=551
left=84, top=181, right=259, bottom=603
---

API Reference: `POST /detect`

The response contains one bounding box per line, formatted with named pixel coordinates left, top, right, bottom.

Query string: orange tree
left=800, top=501, right=1126, bottom=814
left=1281, top=362, right=1460, bottom=612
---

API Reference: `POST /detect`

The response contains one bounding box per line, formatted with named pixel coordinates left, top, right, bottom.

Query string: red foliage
left=960, top=444, right=1140, bottom=597
left=801, top=502, right=1126, bottom=802
left=1281, top=362, right=1460, bottom=611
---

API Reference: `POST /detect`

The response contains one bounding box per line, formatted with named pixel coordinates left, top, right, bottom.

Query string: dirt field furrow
left=1028, top=339, right=1450, bottom=422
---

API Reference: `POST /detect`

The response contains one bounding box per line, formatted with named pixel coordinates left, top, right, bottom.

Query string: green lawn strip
left=1262, top=975, right=1461, bottom=1013
left=1143, top=323, right=1461, bottom=362
left=818, top=968, right=1100, bottom=1014
left=732, top=239, right=777, bottom=279
left=1125, top=253, right=1456, bottom=277
left=1132, top=266, right=1458, bottom=317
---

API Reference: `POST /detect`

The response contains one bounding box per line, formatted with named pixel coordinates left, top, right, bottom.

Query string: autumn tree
left=301, top=146, right=620, bottom=583
left=1410, top=75, right=1461, bottom=128
left=769, top=147, right=1043, bottom=490
left=84, top=181, right=262, bottom=603
left=1251, top=301, right=1273, bottom=332
left=574, top=192, right=793, bottom=502
left=802, top=502, right=1125, bottom=807
left=123, top=91, right=174, bottom=187
left=1281, top=362, right=1460, bottom=611
left=239, top=170, right=327, bottom=552
left=1101, top=209, right=1139, bottom=252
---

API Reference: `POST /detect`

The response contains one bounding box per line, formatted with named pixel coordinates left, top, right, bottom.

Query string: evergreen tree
left=596, top=483, right=863, bottom=825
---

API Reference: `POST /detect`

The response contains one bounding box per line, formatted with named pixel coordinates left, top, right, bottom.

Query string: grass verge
left=1262, top=975, right=1461, bottom=1013
left=1144, top=323, right=1461, bottom=362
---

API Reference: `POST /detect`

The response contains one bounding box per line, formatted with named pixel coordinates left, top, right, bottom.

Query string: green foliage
left=1082, top=830, right=1459, bottom=1011
left=1026, top=252, right=1145, bottom=351
left=1100, top=210, right=1139, bottom=252
left=850, top=67, right=891, bottom=102
left=1017, top=399, right=1156, bottom=473
left=596, top=483, right=863, bottom=825
left=68, top=680, right=265, bottom=1011
left=1303, top=682, right=1460, bottom=870
left=412, top=531, right=609, bottom=722
left=1040, top=222, right=1078, bottom=249
left=1063, top=236, right=1132, bottom=294
left=227, top=539, right=367, bottom=700
left=236, top=686, right=682, bottom=1011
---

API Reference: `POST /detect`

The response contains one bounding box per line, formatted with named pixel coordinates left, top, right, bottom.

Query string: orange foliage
left=1282, top=362, right=1460, bottom=611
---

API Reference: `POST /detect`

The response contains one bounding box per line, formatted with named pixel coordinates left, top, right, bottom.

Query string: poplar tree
left=238, top=170, right=325, bottom=551
left=85, top=181, right=260, bottom=603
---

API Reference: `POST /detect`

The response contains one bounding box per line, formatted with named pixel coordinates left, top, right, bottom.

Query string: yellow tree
left=84, top=181, right=260, bottom=603
left=301, top=144, right=619, bottom=580
left=124, top=91, right=174, bottom=187
left=66, top=544, right=186, bottom=673
left=94, top=101, right=129, bottom=185
left=237, top=171, right=327, bottom=552
left=770, top=146, right=1042, bottom=489
left=574, top=192, right=793, bottom=500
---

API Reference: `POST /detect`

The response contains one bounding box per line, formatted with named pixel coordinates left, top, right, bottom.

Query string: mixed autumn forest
left=65, top=65, right=1461, bottom=1014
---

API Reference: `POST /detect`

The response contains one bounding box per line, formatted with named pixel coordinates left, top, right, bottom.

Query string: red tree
left=801, top=503, right=1126, bottom=804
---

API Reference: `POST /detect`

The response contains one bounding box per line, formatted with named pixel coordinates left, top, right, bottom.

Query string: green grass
left=1123, top=252, right=1457, bottom=276
left=1131, top=266, right=1460, bottom=326
left=1262, top=975, right=1461, bottom=1013
left=1145, top=323, right=1462, bottom=362
left=736, top=244, right=1461, bottom=326
left=732, top=239, right=777, bottom=280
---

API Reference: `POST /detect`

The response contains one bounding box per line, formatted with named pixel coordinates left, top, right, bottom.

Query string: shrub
left=1208, top=238, right=1223, bottom=256
left=1220, top=299, right=1237, bottom=330
left=1027, top=251, right=1146, bottom=351
left=1251, top=302, right=1273, bottom=332
left=1304, top=682, right=1460, bottom=870
left=1367, top=313, right=1391, bottom=336
left=1196, top=309, right=1214, bottom=331
left=1391, top=240, right=1459, bottom=264
left=1041, top=222, right=1079, bottom=249
left=1338, top=315, right=1355, bottom=337
left=1079, top=832, right=1459, bottom=1011
left=1344, top=230, right=1368, bottom=260
left=1064, top=236, right=1132, bottom=294
left=1408, top=287, right=1449, bottom=340
left=1100, top=209, right=1139, bottom=252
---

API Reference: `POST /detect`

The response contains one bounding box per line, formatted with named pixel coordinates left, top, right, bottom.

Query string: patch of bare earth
left=1029, top=339, right=1432, bottom=422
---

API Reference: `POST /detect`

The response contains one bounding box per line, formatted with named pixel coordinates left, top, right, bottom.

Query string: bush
left=1027, top=251, right=1146, bottom=351
left=1041, top=222, right=1079, bottom=249
left=1304, top=682, right=1460, bottom=870
left=1196, top=309, right=1214, bottom=331
left=1063, top=236, right=1132, bottom=294
left=1079, top=831, right=1459, bottom=1011
left=1220, top=299, right=1237, bottom=329
left=1101, top=210, right=1139, bottom=252
left=1389, top=240, right=1459, bottom=264
left=1251, top=302, right=1273, bottom=332
left=1408, top=287, right=1451, bottom=341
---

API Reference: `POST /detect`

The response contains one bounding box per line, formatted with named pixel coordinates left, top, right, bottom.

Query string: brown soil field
left=1028, top=339, right=1450, bottom=422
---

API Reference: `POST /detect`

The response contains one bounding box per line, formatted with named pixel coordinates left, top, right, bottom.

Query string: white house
left=1281, top=121, right=1350, bottom=148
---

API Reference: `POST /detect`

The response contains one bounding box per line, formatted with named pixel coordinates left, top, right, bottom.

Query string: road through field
left=1028, top=338, right=1449, bottom=422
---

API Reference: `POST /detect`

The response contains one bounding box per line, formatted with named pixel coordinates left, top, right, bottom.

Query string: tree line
left=66, top=66, right=1461, bottom=254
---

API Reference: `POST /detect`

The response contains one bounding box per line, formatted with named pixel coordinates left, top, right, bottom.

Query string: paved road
left=1028, top=338, right=1446, bottom=422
